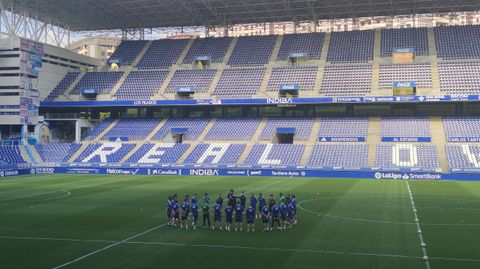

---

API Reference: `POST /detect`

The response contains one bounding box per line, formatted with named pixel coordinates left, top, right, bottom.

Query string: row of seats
left=85, top=117, right=443, bottom=141
left=26, top=141, right=480, bottom=171
left=58, top=142, right=443, bottom=169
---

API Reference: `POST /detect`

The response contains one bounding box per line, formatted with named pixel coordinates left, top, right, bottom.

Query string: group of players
left=166, top=189, right=297, bottom=232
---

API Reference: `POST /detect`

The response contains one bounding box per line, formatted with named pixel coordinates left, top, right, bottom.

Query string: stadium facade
left=2, top=1, right=480, bottom=180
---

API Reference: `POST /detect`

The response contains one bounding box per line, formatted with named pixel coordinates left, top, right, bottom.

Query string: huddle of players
left=166, top=189, right=297, bottom=232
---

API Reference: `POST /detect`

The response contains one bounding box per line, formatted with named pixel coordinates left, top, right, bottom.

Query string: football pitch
left=0, top=175, right=479, bottom=269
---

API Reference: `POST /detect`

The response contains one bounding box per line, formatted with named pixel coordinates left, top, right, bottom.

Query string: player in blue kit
left=171, top=200, right=180, bottom=227
left=234, top=202, right=244, bottom=232
left=239, top=191, right=247, bottom=208
left=216, top=194, right=224, bottom=207
left=288, top=200, right=296, bottom=227
left=280, top=202, right=289, bottom=229
left=191, top=202, right=199, bottom=230
left=270, top=204, right=281, bottom=230
left=258, top=193, right=266, bottom=218
left=203, top=193, right=210, bottom=203
left=249, top=193, right=257, bottom=217
left=166, top=196, right=173, bottom=226
left=180, top=196, right=190, bottom=229
left=191, top=193, right=198, bottom=204
left=261, top=205, right=271, bottom=232
left=246, top=205, right=256, bottom=232
left=213, top=203, right=222, bottom=230
left=224, top=205, right=233, bottom=231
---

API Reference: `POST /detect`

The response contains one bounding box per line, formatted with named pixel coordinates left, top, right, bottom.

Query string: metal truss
left=0, top=2, right=70, bottom=48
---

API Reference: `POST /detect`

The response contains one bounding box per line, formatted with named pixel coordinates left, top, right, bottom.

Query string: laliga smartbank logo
left=375, top=172, right=441, bottom=180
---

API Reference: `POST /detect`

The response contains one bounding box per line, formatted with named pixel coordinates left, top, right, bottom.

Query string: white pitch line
left=52, top=223, right=167, bottom=269
left=3, top=234, right=480, bottom=263
left=0, top=189, right=71, bottom=203
left=406, top=181, right=431, bottom=269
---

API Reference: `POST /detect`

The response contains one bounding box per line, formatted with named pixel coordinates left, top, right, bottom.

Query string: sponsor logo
left=133, top=100, right=156, bottom=106
left=266, top=98, right=293, bottom=104
left=248, top=170, right=262, bottom=176
left=189, top=169, right=219, bottom=176
left=106, top=168, right=140, bottom=175
left=151, top=169, right=179, bottom=175
left=30, top=168, right=36, bottom=174
left=226, top=170, right=246, bottom=176
left=374, top=172, right=441, bottom=180
left=34, top=168, right=54, bottom=174
left=0, top=171, right=4, bottom=177
left=271, top=171, right=304, bottom=177
left=3, top=170, right=19, bottom=177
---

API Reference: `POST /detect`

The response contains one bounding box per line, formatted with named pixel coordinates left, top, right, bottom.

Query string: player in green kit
left=202, top=202, right=211, bottom=228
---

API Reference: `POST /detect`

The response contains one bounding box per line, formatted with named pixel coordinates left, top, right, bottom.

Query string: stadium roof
left=4, top=0, right=480, bottom=31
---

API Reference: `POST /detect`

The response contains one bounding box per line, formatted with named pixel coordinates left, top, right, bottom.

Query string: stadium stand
left=380, top=117, right=431, bottom=139
left=108, top=40, right=147, bottom=65
left=376, top=144, right=440, bottom=169
left=443, top=117, right=480, bottom=141
left=45, top=72, right=80, bottom=101
left=165, top=69, right=216, bottom=93
left=136, top=39, right=189, bottom=68
left=84, top=118, right=114, bottom=140
left=213, top=68, right=266, bottom=98
left=317, top=117, right=369, bottom=139
left=35, top=143, right=81, bottom=162
left=380, top=27, right=429, bottom=56
left=102, top=118, right=161, bottom=140
left=308, top=144, right=368, bottom=167
left=152, top=118, right=210, bottom=141
left=244, top=144, right=305, bottom=165
left=378, top=63, right=432, bottom=90
left=320, top=64, right=372, bottom=95
left=277, top=32, right=325, bottom=60
left=0, top=146, right=26, bottom=163
left=259, top=118, right=314, bottom=140
left=75, top=143, right=136, bottom=163
left=115, top=70, right=169, bottom=100
left=184, top=143, right=246, bottom=164
left=438, top=61, right=480, bottom=93
left=71, top=71, right=123, bottom=95
left=228, top=35, right=277, bottom=65
left=267, top=67, right=318, bottom=92
left=327, top=30, right=374, bottom=62
left=205, top=118, right=260, bottom=141
left=183, top=37, right=232, bottom=64
left=446, top=144, right=480, bottom=169
left=435, top=25, right=480, bottom=59
left=126, top=143, right=189, bottom=164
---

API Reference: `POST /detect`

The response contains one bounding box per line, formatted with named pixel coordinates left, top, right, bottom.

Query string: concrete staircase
left=109, top=66, right=133, bottom=98
left=427, top=28, right=438, bottom=57
left=250, top=118, right=267, bottom=143
left=430, top=117, right=448, bottom=172
left=120, top=142, right=144, bottom=163
left=320, top=32, right=331, bottom=62
left=373, top=28, right=382, bottom=61
left=269, top=35, right=284, bottom=63
left=131, top=41, right=152, bottom=67
left=367, top=117, right=381, bottom=166
left=237, top=144, right=254, bottom=164
left=151, top=66, right=178, bottom=100
left=206, top=68, right=223, bottom=97
left=370, top=64, right=380, bottom=96
left=145, top=118, right=167, bottom=141
left=258, top=65, right=274, bottom=96
left=300, top=118, right=322, bottom=164
left=197, top=118, right=217, bottom=142
left=29, top=145, right=43, bottom=163
left=222, top=37, right=238, bottom=65
left=60, top=71, right=85, bottom=98
left=430, top=61, right=441, bottom=95
left=19, top=146, right=34, bottom=163
left=176, top=39, right=195, bottom=65
left=68, top=143, right=89, bottom=163
left=94, top=119, right=120, bottom=142
left=176, top=143, right=196, bottom=164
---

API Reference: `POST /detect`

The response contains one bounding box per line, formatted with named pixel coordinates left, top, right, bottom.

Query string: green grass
left=0, top=175, right=479, bottom=269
